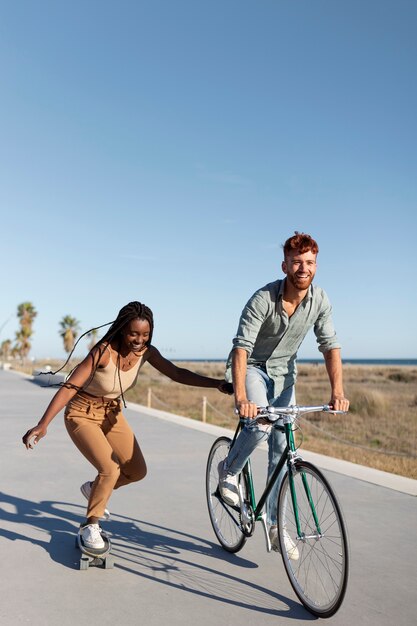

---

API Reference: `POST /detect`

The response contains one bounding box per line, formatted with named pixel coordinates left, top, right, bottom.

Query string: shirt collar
left=277, top=278, right=314, bottom=303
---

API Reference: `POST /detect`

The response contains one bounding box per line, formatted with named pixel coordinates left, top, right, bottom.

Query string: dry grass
left=125, top=361, right=417, bottom=479
left=14, top=359, right=417, bottom=479
left=282, top=363, right=417, bottom=478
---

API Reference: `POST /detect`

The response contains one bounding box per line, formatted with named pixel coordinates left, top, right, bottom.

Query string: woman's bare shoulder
left=90, top=342, right=111, bottom=367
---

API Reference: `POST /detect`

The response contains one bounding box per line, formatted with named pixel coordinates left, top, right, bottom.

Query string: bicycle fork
left=286, top=422, right=322, bottom=542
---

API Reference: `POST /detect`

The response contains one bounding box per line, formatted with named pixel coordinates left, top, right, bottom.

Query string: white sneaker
left=80, top=481, right=110, bottom=520
left=269, top=525, right=299, bottom=560
left=218, top=461, right=240, bottom=506
left=80, top=523, right=105, bottom=550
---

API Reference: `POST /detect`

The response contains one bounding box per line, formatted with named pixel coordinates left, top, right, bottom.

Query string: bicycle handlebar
left=257, top=404, right=347, bottom=422
left=234, top=404, right=348, bottom=422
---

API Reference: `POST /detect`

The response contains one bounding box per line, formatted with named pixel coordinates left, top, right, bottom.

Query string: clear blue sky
left=0, top=0, right=416, bottom=360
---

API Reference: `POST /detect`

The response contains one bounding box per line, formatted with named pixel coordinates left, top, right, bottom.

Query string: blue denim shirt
left=225, top=279, right=341, bottom=398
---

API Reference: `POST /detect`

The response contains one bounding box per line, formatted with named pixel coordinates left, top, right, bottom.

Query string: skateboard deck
left=76, top=528, right=114, bottom=570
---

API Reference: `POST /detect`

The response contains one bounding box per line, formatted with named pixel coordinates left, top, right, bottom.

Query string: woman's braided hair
left=98, top=301, right=154, bottom=349
left=45, top=301, right=154, bottom=406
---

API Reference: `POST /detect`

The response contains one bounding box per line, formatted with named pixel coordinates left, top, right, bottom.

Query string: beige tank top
left=82, top=345, right=144, bottom=399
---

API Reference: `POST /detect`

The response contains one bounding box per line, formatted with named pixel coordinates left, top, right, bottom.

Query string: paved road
left=1, top=369, right=416, bottom=626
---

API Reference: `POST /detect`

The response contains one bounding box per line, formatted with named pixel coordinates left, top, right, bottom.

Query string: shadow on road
left=0, top=490, right=315, bottom=620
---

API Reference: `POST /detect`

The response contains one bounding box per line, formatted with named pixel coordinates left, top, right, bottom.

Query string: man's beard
left=287, top=273, right=314, bottom=290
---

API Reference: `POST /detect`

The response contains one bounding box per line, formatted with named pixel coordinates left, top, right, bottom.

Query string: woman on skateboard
left=22, top=301, right=232, bottom=550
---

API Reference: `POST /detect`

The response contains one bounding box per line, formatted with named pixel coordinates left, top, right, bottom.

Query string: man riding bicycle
left=220, top=231, right=350, bottom=551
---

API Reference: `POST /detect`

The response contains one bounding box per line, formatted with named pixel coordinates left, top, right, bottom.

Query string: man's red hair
left=283, top=232, right=319, bottom=258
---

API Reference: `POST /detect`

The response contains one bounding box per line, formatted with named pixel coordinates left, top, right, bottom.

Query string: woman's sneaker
left=80, top=523, right=105, bottom=550
left=269, top=525, right=299, bottom=560
left=80, top=481, right=110, bottom=520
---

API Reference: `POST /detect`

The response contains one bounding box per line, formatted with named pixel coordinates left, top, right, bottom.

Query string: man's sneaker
left=80, top=523, right=105, bottom=550
left=218, top=461, right=240, bottom=506
left=269, top=525, right=299, bottom=560
left=80, top=481, right=110, bottom=520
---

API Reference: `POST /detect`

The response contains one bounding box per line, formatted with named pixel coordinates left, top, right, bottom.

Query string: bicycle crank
left=240, top=501, right=255, bottom=537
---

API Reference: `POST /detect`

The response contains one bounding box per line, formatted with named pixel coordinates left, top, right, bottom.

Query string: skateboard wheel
left=104, top=556, right=114, bottom=569
left=80, top=556, right=90, bottom=571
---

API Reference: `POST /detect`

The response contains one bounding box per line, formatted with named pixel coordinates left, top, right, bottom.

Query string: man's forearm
left=231, top=348, right=249, bottom=403
left=323, top=348, right=344, bottom=396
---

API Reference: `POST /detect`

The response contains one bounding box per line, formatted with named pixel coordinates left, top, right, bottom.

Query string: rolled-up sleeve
left=314, top=292, right=341, bottom=353
left=232, top=292, right=268, bottom=355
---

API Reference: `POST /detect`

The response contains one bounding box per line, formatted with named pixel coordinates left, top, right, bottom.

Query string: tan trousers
left=64, top=393, right=146, bottom=519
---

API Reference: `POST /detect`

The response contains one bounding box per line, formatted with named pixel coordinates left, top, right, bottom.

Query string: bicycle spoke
left=206, top=437, right=247, bottom=553
left=277, top=462, right=349, bottom=617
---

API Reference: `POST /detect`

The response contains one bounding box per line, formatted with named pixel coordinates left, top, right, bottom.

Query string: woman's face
left=122, top=318, right=151, bottom=353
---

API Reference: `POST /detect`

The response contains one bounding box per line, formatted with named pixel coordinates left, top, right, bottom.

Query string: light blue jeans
left=225, top=366, right=295, bottom=525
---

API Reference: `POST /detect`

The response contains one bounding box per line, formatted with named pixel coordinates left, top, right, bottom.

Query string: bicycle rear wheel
left=277, top=461, right=349, bottom=618
left=206, top=437, right=247, bottom=553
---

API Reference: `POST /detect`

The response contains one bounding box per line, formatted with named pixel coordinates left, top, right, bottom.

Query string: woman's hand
left=21, top=352, right=97, bottom=452
left=218, top=381, right=234, bottom=395
left=22, top=425, right=47, bottom=450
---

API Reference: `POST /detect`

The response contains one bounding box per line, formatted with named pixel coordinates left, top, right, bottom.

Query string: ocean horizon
left=176, top=358, right=417, bottom=366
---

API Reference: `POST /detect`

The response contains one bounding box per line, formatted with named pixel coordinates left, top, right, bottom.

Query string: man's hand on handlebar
left=329, top=395, right=350, bottom=413
left=236, top=399, right=258, bottom=419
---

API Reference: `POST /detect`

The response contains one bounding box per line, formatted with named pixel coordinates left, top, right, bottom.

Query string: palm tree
left=17, top=302, right=37, bottom=329
left=0, top=339, right=12, bottom=360
left=15, top=302, right=37, bottom=361
left=14, top=328, right=31, bottom=361
left=59, top=315, right=81, bottom=355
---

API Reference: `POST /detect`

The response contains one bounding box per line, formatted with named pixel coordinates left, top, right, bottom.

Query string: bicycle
left=206, top=404, right=349, bottom=618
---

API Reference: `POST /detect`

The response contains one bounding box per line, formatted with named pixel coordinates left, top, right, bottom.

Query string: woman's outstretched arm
left=146, top=346, right=233, bottom=394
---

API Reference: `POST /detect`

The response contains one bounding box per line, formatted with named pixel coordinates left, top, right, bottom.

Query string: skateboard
left=76, top=527, right=114, bottom=570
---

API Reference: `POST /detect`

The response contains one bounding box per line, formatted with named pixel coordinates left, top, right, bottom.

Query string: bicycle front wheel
left=206, top=437, right=247, bottom=553
left=277, top=461, right=349, bottom=618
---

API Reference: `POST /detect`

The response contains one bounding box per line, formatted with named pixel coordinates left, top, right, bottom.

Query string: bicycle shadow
left=0, top=491, right=316, bottom=620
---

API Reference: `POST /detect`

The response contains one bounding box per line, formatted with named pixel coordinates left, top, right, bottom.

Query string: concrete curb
left=8, top=369, right=68, bottom=385
left=127, top=401, right=417, bottom=497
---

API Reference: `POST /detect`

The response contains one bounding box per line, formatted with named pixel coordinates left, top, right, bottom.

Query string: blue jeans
left=225, top=366, right=295, bottom=525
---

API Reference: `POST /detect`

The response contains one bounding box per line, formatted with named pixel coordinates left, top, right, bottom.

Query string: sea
left=303, top=358, right=417, bottom=366
left=179, top=358, right=417, bottom=366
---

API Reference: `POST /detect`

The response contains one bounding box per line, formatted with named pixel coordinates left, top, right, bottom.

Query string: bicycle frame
left=239, top=416, right=322, bottom=539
